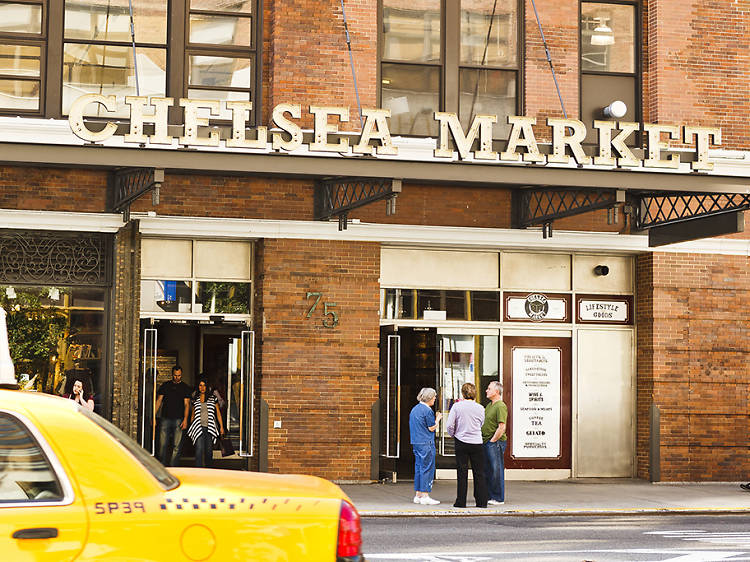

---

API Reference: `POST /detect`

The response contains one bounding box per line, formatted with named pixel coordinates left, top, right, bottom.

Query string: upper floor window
left=380, top=0, right=520, bottom=138
left=580, top=0, right=638, bottom=142
left=0, top=0, right=260, bottom=121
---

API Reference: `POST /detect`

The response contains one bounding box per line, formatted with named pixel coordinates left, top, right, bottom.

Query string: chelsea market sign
left=68, top=94, right=722, bottom=171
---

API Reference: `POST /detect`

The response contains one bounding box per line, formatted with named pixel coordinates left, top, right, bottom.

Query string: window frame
left=0, top=409, right=74, bottom=508
left=578, top=0, right=641, bottom=140
left=378, top=0, right=524, bottom=138
left=0, top=0, right=47, bottom=114
left=0, top=0, right=262, bottom=126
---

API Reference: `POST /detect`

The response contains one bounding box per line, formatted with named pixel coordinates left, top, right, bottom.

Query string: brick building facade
left=0, top=0, right=748, bottom=482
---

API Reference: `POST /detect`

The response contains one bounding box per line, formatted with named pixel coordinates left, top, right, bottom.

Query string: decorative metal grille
left=109, top=168, right=163, bottom=221
left=0, top=230, right=111, bottom=286
left=634, top=192, right=750, bottom=230
left=513, top=187, right=619, bottom=228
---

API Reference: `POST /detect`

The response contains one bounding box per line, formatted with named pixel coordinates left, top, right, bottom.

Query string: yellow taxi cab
left=0, top=388, right=364, bottom=561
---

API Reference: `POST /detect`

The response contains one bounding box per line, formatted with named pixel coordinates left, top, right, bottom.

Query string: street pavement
left=340, top=478, right=750, bottom=517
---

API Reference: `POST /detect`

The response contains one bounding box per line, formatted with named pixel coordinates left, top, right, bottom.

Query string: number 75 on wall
left=305, top=292, right=339, bottom=328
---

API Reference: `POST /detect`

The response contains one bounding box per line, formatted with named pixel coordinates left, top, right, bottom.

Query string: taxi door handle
left=12, top=527, right=59, bottom=539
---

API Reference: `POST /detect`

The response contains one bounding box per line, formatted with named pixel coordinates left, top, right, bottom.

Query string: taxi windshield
left=79, top=407, right=179, bottom=490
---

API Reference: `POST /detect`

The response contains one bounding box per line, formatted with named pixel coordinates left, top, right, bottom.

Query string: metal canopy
left=513, top=187, right=749, bottom=244
left=108, top=167, right=164, bottom=221
left=314, top=177, right=402, bottom=230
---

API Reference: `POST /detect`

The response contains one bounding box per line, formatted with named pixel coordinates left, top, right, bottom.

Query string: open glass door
left=437, top=334, right=474, bottom=456
left=381, top=333, right=401, bottom=460
left=139, top=327, right=158, bottom=454
left=225, top=331, right=254, bottom=457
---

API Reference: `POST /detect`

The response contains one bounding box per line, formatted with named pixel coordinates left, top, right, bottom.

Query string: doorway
left=379, top=327, right=500, bottom=479
left=138, top=320, right=254, bottom=468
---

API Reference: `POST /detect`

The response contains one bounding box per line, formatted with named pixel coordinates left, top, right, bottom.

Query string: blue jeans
left=484, top=440, right=506, bottom=502
left=158, top=418, right=183, bottom=466
left=412, top=442, right=436, bottom=493
left=194, top=428, right=213, bottom=468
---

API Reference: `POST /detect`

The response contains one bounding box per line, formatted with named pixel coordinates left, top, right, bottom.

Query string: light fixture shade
left=591, top=30, right=615, bottom=45
left=604, top=100, right=628, bottom=119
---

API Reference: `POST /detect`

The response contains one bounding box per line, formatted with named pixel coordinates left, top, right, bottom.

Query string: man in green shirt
left=482, top=381, right=507, bottom=505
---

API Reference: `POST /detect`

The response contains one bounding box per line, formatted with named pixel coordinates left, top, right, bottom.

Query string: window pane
left=460, top=0, right=517, bottom=67
left=195, top=282, right=251, bottom=314
left=471, top=291, right=500, bottom=321
left=64, top=0, right=167, bottom=44
left=0, top=79, right=39, bottom=110
left=140, top=280, right=193, bottom=313
left=62, top=44, right=166, bottom=117
left=382, top=0, right=440, bottom=63
left=459, top=68, right=515, bottom=138
left=189, top=14, right=251, bottom=46
left=187, top=89, right=250, bottom=119
left=191, top=0, right=252, bottom=13
left=0, top=3, right=42, bottom=34
left=189, top=55, right=251, bottom=88
left=381, top=63, right=439, bottom=137
left=0, top=286, right=107, bottom=414
left=581, top=3, right=635, bottom=73
left=0, top=415, right=63, bottom=502
left=0, top=44, right=41, bottom=77
left=383, top=288, right=414, bottom=319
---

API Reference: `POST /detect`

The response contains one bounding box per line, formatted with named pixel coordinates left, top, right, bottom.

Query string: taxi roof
left=0, top=388, right=79, bottom=413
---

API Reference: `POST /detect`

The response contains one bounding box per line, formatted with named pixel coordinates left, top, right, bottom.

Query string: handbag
left=219, top=435, right=235, bottom=457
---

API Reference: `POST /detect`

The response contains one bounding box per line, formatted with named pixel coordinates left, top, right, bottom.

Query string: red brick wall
left=263, top=0, right=377, bottom=130
left=646, top=0, right=750, bottom=149
left=636, top=252, right=750, bottom=481
left=0, top=167, right=106, bottom=212
left=257, top=238, right=380, bottom=480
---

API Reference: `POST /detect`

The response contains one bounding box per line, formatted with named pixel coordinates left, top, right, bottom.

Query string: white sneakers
left=413, top=495, right=440, bottom=505
left=487, top=499, right=504, bottom=506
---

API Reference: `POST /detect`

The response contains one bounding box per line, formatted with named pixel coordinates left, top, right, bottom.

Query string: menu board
left=511, top=347, right=561, bottom=458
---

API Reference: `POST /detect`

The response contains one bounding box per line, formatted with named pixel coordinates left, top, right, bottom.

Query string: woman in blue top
left=408, top=387, right=443, bottom=505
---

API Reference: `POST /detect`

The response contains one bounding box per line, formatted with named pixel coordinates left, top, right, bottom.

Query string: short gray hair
left=417, top=387, right=436, bottom=403
left=488, top=380, right=503, bottom=393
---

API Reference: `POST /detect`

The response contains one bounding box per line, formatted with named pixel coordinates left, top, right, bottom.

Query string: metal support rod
left=529, top=0, right=567, bottom=119
left=128, top=0, right=140, bottom=96
left=340, top=0, right=363, bottom=128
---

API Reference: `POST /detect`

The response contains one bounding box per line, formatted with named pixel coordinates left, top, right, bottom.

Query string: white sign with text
left=511, top=346, right=561, bottom=458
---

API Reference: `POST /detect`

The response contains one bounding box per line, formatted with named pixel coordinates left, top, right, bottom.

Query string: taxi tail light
left=336, top=499, right=362, bottom=559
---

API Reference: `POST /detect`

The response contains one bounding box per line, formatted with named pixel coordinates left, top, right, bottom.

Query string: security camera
left=594, top=265, right=610, bottom=276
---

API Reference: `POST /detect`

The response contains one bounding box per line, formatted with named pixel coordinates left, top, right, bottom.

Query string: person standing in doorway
left=482, top=380, right=508, bottom=506
left=446, top=382, right=488, bottom=508
left=408, top=387, right=442, bottom=505
left=187, top=377, right=225, bottom=468
left=154, top=365, right=191, bottom=466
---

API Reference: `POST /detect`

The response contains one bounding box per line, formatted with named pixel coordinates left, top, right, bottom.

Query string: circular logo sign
left=524, top=293, right=549, bottom=321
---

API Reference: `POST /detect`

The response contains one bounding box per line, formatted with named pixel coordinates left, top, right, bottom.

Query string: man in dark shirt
left=155, top=366, right=191, bottom=466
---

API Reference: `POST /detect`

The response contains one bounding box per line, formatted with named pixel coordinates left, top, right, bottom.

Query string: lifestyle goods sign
left=68, top=94, right=721, bottom=171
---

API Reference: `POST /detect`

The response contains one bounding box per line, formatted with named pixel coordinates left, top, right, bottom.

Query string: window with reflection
left=0, top=1, right=44, bottom=112
left=579, top=0, right=638, bottom=142
left=0, top=0, right=260, bottom=120
left=382, top=288, right=500, bottom=321
left=0, top=285, right=107, bottom=414
left=381, top=0, right=520, bottom=138
left=62, top=0, right=167, bottom=117
left=187, top=0, right=255, bottom=113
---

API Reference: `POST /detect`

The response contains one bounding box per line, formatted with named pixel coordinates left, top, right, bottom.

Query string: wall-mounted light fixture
left=603, top=100, right=627, bottom=119
left=594, top=265, right=610, bottom=276
left=591, top=17, right=615, bottom=45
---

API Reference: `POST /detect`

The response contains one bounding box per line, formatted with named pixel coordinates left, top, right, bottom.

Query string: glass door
left=382, top=333, right=401, bottom=459
left=437, top=332, right=500, bottom=457
left=225, top=331, right=254, bottom=456
left=139, top=327, right=158, bottom=454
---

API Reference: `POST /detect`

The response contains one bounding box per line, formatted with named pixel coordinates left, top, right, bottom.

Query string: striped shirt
left=187, top=395, right=219, bottom=444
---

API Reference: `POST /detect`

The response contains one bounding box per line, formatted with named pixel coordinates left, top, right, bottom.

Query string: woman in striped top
left=187, top=378, right=225, bottom=468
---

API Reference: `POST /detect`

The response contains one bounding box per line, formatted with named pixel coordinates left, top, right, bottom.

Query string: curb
left=359, top=506, right=750, bottom=518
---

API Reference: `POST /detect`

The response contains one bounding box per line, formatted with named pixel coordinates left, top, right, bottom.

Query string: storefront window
left=382, top=288, right=500, bottom=321
left=140, top=280, right=193, bottom=313
left=0, top=285, right=106, bottom=414
left=471, top=291, right=500, bottom=321
left=195, top=281, right=250, bottom=314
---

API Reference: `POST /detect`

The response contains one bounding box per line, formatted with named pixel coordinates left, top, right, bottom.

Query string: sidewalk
left=340, top=478, right=750, bottom=517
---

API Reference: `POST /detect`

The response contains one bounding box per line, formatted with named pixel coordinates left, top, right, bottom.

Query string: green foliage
left=0, top=287, right=68, bottom=382
left=201, top=282, right=250, bottom=314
